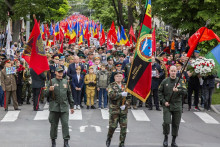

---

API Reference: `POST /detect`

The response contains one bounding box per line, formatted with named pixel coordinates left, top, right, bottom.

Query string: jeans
left=0, top=86, right=4, bottom=106
left=98, top=88, right=107, bottom=108
left=204, top=87, right=214, bottom=110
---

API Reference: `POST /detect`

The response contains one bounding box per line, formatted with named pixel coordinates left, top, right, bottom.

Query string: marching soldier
left=106, top=71, right=131, bottom=147
left=45, top=66, right=74, bottom=147
left=158, top=66, right=187, bottom=147
left=50, top=55, right=60, bottom=79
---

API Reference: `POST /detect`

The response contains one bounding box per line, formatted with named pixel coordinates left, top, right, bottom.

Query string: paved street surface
left=0, top=103, right=220, bottom=147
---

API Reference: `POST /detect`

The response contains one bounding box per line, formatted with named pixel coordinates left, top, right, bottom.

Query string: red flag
left=107, top=36, right=113, bottom=50
left=108, top=21, right=117, bottom=44
left=130, top=36, right=133, bottom=47
left=59, top=28, right=64, bottom=42
left=152, top=28, right=156, bottom=53
left=163, top=47, right=170, bottom=54
left=22, top=18, right=49, bottom=75
left=99, top=29, right=105, bottom=46
left=129, top=26, right=136, bottom=42
left=59, top=41, right=64, bottom=53
left=187, top=27, right=220, bottom=57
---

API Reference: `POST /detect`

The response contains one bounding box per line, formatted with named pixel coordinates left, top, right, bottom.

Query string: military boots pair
left=163, top=135, right=178, bottom=147
left=52, top=139, right=70, bottom=147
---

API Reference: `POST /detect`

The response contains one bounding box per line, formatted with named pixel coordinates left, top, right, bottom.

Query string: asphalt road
left=0, top=103, right=220, bottom=147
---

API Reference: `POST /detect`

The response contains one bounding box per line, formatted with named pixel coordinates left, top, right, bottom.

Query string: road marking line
left=194, top=112, right=219, bottom=124
left=181, top=118, right=185, bottom=123
left=131, top=110, right=150, bottom=121
left=80, top=125, right=88, bottom=132
left=43, top=103, right=49, bottom=109
left=1, top=111, right=20, bottom=122
left=90, top=125, right=102, bottom=132
left=69, top=109, right=82, bottom=120
left=101, top=109, right=109, bottom=119
left=34, top=110, right=49, bottom=120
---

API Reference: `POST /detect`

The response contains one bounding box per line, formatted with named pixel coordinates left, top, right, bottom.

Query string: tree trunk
left=12, top=20, right=20, bottom=43
left=112, top=0, right=121, bottom=26
left=117, top=0, right=126, bottom=28
left=128, top=5, right=135, bottom=31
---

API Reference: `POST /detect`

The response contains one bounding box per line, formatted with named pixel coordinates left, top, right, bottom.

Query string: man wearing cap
left=106, top=55, right=115, bottom=72
left=1, top=59, right=20, bottom=111
left=110, top=62, right=124, bottom=83
left=159, top=65, right=187, bottom=147
left=46, top=66, right=74, bottom=147
left=84, top=66, right=97, bottom=109
left=30, top=68, right=46, bottom=111
left=50, top=55, right=60, bottom=79
left=106, top=71, right=131, bottom=147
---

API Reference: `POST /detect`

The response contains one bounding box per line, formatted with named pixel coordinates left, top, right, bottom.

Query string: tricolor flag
left=120, top=26, right=129, bottom=45
left=55, top=22, right=59, bottom=40
left=206, top=44, right=220, bottom=78
left=126, top=0, right=152, bottom=102
left=78, top=29, right=84, bottom=45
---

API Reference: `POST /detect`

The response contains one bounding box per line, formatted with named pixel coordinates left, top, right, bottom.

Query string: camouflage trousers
left=22, top=82, right=31, bottom=102
left=107, top=113, right=127, bottom=146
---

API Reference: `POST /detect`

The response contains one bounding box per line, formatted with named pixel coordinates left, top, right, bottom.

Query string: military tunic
left=158, top=77, right=187, bottom=136
left=107, top=82, right=131, bottom=146
left=45, top=78, right=74, bottom=140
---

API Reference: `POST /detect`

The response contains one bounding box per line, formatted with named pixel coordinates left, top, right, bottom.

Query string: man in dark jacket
left=30, top=68, right=46, bottom=111
left=148, top=57, right=163, bottom=111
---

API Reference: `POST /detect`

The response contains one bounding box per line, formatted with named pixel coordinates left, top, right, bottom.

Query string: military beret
left=194, top=50, right=200, bottom=53
left=78, top=54, right=86, bottom=59
left=59, top=56, right=65, bottom=60
left=119, top=53, right=126, bottom=57
left=107, top=55, right=113, bottom=61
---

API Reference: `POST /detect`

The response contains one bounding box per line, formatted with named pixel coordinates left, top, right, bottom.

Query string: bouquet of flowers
left=188, top=57, right=216, bottom=76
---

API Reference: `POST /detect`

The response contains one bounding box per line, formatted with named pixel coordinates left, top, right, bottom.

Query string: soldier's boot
left=64, top=139, right=70, bottom=147
left=163, top=135, right=168, bottom=147
left=106, top=138, right=111, bottom=147
left=171, top=136, right=178, bottom=147
left=51, top=139, right=56, bottom=147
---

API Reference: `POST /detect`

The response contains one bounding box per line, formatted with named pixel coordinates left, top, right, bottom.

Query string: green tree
left=152, top=0, right=220, bottom=54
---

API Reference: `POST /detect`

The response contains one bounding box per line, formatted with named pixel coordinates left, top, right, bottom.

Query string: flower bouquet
left=188, top=57, right=217, bottom=76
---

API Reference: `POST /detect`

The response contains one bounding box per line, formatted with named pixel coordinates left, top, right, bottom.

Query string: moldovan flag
left=22, top=18, right=49, bottom=75
left=206, top=44, right=220, bottom=78
left=126, top=0, right=152, bottom=102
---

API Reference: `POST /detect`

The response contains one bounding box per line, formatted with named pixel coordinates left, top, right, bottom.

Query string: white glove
left=120, top=105, right=126, bottom=110
left=121, top=92, right=128, bottom=97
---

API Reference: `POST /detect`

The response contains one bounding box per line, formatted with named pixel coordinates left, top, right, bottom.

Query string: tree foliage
left=152, top=0, right=220, bottom=54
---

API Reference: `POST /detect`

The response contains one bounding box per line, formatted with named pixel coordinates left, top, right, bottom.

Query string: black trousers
left=188, top=85, right=199, bottom=108
left=16, top=85, right=23, bottom=104
left=32, top=88, right=42, bottom=110
left=148, top=89, right=159, bottom=108
left=73, top=89, right=82, bottom=106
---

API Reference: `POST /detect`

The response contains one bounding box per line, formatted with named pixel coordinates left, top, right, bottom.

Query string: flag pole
left=168, top=23, right=208, bottom=102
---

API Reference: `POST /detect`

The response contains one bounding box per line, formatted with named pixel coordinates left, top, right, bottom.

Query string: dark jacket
left=30, top=68, right=46, bottom=88
left=67, top=63, right=84, bottom=79
left=71, top=74, right=84, bottom=89
left=152, top=63, right=163, bottom=90
left=176, top=71, right=189, bottom=82
left=203, top=75, right=216, bottom=88
left=122, top=59, right=129, bottom=70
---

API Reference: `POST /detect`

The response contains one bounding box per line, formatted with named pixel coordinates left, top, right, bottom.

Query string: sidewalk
left=211, top=105, right=220, bottom=114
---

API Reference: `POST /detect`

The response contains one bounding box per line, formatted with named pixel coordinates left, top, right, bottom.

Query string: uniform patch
left=63, top=84, right=67, bottom=88
left=166, top=84, right=168, bottom=86
left=54, top=84, right=58, bottom=87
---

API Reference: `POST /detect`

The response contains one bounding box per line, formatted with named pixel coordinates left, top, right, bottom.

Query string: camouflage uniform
left=107, top=82, right=131, bottom=146
left=22, top=68, right=32, bottom=104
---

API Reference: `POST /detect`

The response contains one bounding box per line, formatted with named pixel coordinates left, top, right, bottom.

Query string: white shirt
left=77, top=74, right=80, bottom=83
